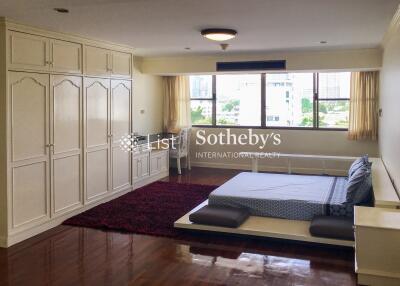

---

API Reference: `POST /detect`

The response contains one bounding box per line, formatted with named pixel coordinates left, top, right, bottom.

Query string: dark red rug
left=63, top=181, right=216, bottom=238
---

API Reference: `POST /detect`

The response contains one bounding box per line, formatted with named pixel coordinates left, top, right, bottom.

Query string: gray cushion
left=348, top=155, right=371, bottom=178
left=189, top=205, right=249, bottom=228
left=310, top=215, right=354, bottom=241
left=346, top=165, right=372, bottom=204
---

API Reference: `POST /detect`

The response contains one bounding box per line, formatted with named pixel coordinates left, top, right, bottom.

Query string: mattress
left=208, top=172, right=353, bottom=221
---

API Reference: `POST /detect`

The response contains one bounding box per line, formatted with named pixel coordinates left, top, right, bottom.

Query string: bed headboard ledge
left=370, top=157, right=400, bottom=209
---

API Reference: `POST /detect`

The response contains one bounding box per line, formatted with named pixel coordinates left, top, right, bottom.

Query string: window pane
left=265, top=73, right=314, bottom=127
left=319, top=72, right=350, bottom=99
left=318, top=100, right=349, bottom=128
left=190, top=75, right=212, bottom=99
left=191, top=100, right=212, bottom=125
left=216, top=74, right=261, bottom=126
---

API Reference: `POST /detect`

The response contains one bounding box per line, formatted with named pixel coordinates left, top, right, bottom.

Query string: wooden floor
left=0, top=167, right=357, bottom=286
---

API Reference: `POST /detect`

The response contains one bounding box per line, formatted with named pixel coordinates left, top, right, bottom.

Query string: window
left=189, top=72, right=351, bottom=130
left=216, top=74, right=261, bottom=126
left=317, top=73, right=350, bottom=128
left=265, top=73, right=314, bottom=127
left=190, top=75, right=213, bottom=125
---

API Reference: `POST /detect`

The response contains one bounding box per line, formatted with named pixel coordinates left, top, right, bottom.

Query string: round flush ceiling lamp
left=201, top=28, right=237, bottom=41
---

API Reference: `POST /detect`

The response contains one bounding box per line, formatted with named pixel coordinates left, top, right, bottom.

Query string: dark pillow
left=189, top=205, right=249, bottom=228
left=346, top=165, right=372, bottom=205
left=348, top=155, right=371, bottom=178
left=310, top=215, right=354, bottom=241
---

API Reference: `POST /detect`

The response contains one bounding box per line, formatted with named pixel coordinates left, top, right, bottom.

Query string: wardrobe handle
left=45, top=144, right=54, bottom=147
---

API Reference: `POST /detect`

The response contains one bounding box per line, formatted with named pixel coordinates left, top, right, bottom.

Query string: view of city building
left=190, top=72, right=350, bottom=128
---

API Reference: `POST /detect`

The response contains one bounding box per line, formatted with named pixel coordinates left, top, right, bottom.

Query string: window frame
left=190, top=73, right=350, bottom=131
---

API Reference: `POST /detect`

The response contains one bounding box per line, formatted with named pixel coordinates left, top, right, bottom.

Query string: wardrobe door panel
left=50, top=39, right=82, bottom=74
left=11, top=75, right=48, bottom=161
left=112, top=148, right=130, bottom=191
left=8, top=72, right=50, bottom=230
left=9, top=31, right=49, bottom=71
left=140, top=153, right=150, bottom=178
left=50, top=75, right=83, bottom=216
left=86, top=149, right=109, bottom=200
left=52, top=76, right=81, bottom=154
left=111, top=80, right=131, bottom=192
left=12, top=162, right=48, bottom=227
left=111, top=80, right=131, bottom=142
left=111, top=51, right=131, bottom=78
left=84, top=46, right=110, bottom=76
left=84, top=78, right=111, bottom=203
left=132, top=155, right=140, bottom=182
left=86, top=82, right=109, bottom=148
left=53, top=155, right=81, bottom=214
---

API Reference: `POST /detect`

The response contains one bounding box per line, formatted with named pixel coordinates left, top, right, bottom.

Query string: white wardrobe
left=0, top=18, right=158, bottom=247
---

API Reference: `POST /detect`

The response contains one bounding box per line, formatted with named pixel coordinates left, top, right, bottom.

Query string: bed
left=174, top=157, right=399, bottom=247
left=208, top=172, right=352, bottom=221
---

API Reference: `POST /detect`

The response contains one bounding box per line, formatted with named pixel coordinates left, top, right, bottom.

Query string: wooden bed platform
left=174, top=200, right=354, bottom=247
left=174, top=157, right=399, bottom=248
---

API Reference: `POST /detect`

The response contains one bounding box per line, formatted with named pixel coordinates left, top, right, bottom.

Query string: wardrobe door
left=84, top=46, right=110, bottom=77
left=50, top=75, right=83, bottom=216
left=50, top=39, right=82, bottom=74
left=8, top=72, right=50, bottom=230
left=84, top=78, right=111, bottom=203
left=8, top=31, right=50, bottom=72
left=132, top=152, right=150, bottom=183
left=110, top=51, right=132, bottom=78
left=111, top=80, right=132, bottom=193
left=150, top=150, right=169, bottom=176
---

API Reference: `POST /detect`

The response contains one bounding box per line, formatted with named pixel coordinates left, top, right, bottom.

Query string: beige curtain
left=348, top=71, right=379, bottom=141
left=163, top=76, right=191, bottom=133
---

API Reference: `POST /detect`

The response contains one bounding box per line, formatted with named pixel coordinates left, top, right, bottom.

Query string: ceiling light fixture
left=201, top=28, right=237, bottom=41
left=54, top=8, right=69, bottom=13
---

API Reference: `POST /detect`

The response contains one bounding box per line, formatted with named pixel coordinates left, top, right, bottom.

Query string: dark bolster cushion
left=310, top=215, right=354, bottom=241
left=189, top=205, right=249, bottom=228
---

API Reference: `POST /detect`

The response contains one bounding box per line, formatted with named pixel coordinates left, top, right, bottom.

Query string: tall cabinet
left=0, top=18, right=135, bottom=247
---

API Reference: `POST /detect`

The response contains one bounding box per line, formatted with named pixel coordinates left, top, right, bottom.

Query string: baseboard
left=0, top=236, right=6, bottom=248
left=191, top=161, right=348, bottom=176
left=358, top=273, right=400, bottom=286
left=133, top=171, right=169, bottom=189
left=357, top=268, right=400, bottom=280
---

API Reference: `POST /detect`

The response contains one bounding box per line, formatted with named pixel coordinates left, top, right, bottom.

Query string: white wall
left=142, top=48, right=382, bottom=75
left=139, top=41, right=383, bottom=176
left=380, top=9, right=400, bottom=193
left=133, top=57, right=163, bottom=135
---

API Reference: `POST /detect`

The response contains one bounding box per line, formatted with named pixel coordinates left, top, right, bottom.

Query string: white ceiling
left=0, top=0, right=399, bottom=57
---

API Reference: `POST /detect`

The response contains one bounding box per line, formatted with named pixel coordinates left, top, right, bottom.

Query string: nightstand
left=354, top=206, right=400, bottom=286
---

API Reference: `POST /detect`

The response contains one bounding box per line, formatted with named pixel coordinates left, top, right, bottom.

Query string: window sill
left=191, top=125, right=348, bottom=131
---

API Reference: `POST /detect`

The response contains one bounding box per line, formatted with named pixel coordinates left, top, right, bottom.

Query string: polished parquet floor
left=0, top=167, right=357, bottom=286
